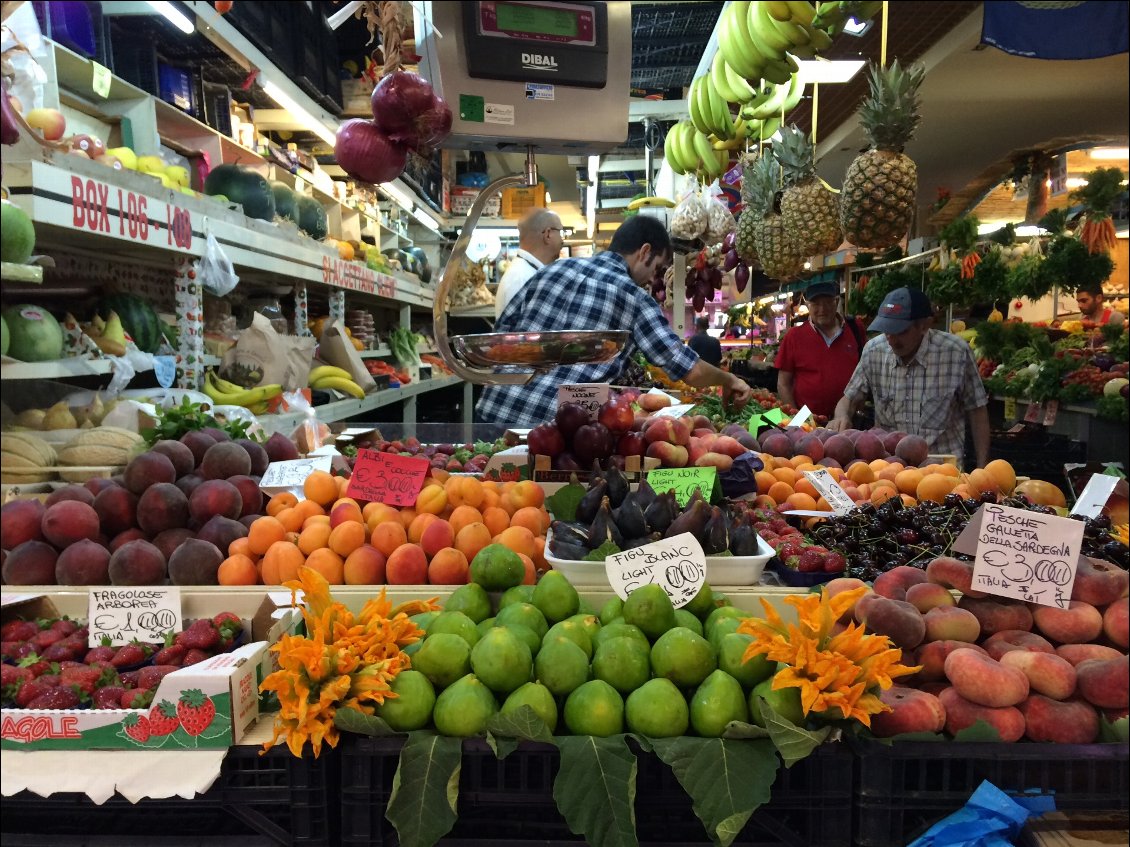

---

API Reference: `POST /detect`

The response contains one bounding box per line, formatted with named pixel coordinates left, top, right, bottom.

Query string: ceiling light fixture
left=261, top=80, right=337, bottom=146
left=147, top=1, right=194, bottom=34
left=843, top=17, right=872, bottom=36
left=380, top=181, right=416, bottom=212
left=412, top=206, right=442, bottom=232
left=1089, top=147, right=1129, bottom=160
left=794, top=59, right=866, bottom=85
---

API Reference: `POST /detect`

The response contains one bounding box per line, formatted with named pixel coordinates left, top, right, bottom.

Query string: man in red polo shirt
left=774, top=281, right=866, bottom=418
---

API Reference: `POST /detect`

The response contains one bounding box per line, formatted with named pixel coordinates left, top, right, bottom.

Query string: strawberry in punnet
left=15, top=679, right=52, bottom=707
left=42, top=641, right=83, bottom=663
left=823, top=552, right=847, bottom=574
left=122, top=713, right=152, bottom=743
left=798, top=549, right=825, bottom=573
left=148, top=700, right=181, bottom=736
left=176, top=620, right=220, bottom=651
left=36, top=673, right=61, bottom=688
left=212, top=612, right=243, bottom=649
left=121, top=688, right=154, bottom=709
left=5, top=642, right=35, bottom=662
left=111, top=642, right=153, bottom=668
left=27, top=687, right=81, bottom=710
left=119, top=670, right=141, bottom=688
left=19, top=655, right=56, bottom=677
left=778, top=540, right=805, bottom=561
left=1, top=641, right=24, bottom=661
left=152, top=643, right=186, bottom=667
left=31, top=629, right=64, bottom=651
left=50, top=619, right=80, bottom=637
left=60, top=665, right=104, bottom=697
left=782, top=554, right=802, bottom=571
left=137, top=665, right=181, bottom=691
left=85, top=644, right=117, bottom=664
left=2, top=665, right=32, bottom=701
left=181, top=649, right=211, bottom=667
left=176, top=689, right=216, bottom=736
left=93, top=685, right=127, bottom=710
left=2, top=620, right=40, bottom=642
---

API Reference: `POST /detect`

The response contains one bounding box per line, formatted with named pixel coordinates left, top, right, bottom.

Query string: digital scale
left=415, top=1, right=631, bottom=155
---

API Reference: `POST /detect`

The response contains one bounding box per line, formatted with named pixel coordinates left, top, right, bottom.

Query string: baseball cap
left=803, top=281, right=839, bottom=299
left=868, top=287, right=934, bottom=334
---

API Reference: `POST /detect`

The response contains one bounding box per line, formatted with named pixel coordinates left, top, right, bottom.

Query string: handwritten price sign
left=88, top=587, right=182, bottom=646
left=347, top=449, right=430, bottom=507
left=646, top=467, right=718, bottom=507
left=971, top=503, right=1084, bottom=608
left=605, top=532, right=706, bottom=607
left=557, top=383, right=609, bottom=419
left=802, top=469, right=856, bottom=515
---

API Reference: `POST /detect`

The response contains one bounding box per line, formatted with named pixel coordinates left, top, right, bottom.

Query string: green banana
left=764, top=0, right=793, bottom=21
left=781, top=74, right=806, bottom=112
left=710, top=53, right=741, bottom=104
left=688, top=77, right=711, bottom=135
left=718, top=2, right=764, bottom=81
left=786, top=1, right=817, bottom=25
left=749, top=1, right=792, bottom=58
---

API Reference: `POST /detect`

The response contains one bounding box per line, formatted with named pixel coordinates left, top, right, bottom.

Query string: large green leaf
left=650, top=737, right=779, bottom=847
left=546, top=482, right=586, bottom=522
left=485, top=706, right=556, bottom=759
left=721, top=721, right=771, bottom=740
left=334, top=707, right=399, bottom=737
left=553, top=734, right=639, bottom=847
left=385, top=731, right=463, bottom=847
left=952, top=720, right=1003, bottom=743
left=755, top=698, right=832, bottom=767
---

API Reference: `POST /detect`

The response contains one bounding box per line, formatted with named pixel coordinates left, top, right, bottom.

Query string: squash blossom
left=738, top=586, right=919, bottom=727
left=260, top=566, right=439, bottom=756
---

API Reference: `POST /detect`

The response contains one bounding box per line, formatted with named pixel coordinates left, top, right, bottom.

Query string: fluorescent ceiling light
left=412, top=207, right=442, bottom=232
left=843, top=17, right=872, bottom=36
left=147, top=1, right=193, bottom=34
left=1089, top=147, right=1129, bottom=160
left=794, top=59, right=865, bottom=85
left=380, top=182, right=416, bottom=211
left=261, top=80, right=336, bottom=146
left=977, top=222, right=1046, bottom=236
left=1065, top=177, right=1088, bottom=189
left=459, top=227, right=521, bottom=238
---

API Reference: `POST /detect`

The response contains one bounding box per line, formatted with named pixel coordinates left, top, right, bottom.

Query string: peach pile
left=215, top=471, right=550, bottom=587
left=643, top=416, right=750, bottom=471
left=828, top=556, right=1129, bottom=743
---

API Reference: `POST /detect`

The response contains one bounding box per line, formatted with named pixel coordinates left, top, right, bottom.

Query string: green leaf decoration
left=880, top=730, right=946, bottom=744
left=721, top=721, right=771, bottom=740
left=1098, top=715, right=1129, bottom=744
left=485, top=706, right=557, bottom=760
left=334, top=707, right=400, bottom=737
left=650, top=736, right=779, bottom=847
left=553, top=734, right=639, bottom=847
left=951, top=719, right=1003, bottom=743
left=756, top=697, right=832, bottom=767
left=584, top=541, right=622, bottom=562
left=546, top=482, right=586, bottom=522
left=385, top=731, right=463, bottom=847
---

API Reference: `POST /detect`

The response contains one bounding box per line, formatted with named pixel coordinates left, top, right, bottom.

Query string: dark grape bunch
left=1067, top=512, right=1129, bottom=568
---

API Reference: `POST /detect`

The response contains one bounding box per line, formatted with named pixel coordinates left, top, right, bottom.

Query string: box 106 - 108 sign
left=70, top=175, right=192, bottom=250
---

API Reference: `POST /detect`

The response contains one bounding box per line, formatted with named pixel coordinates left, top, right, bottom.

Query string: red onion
left=334, top=119, right=408, bottom=184
left=371, top=71, right=450, bottom=149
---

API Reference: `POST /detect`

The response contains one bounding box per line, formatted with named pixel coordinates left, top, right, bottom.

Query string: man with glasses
left=494, top=208, right=565, bottom=318
left=828, top=287, right=989, bottom=468
left=478, top=215, right=752, bottom=427
left=774, top=281, right=866, bottom=418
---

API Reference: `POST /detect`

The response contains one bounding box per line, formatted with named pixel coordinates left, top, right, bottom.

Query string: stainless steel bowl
left=452, top=330, right=629, bottom=368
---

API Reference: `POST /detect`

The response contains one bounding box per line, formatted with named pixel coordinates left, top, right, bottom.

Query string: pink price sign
left=346, top=449, right=430, bottom=507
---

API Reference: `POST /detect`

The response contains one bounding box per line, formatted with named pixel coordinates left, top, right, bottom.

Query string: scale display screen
left=478, top=1, right=596, bottom=46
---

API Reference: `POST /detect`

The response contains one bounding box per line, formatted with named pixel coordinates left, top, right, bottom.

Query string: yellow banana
left=203, top=371, right=283, bottom=407
left=312, top=376, right=365, bottom=399
left=246, top=400, right=269, bottom=415
left=308, top=364, right=355, bottom=384
left=693, top=130, right=723, bottom=178
left=786, top=0, right=816, bottom=24
left=211, top=371, right=247, bottom=394
left=627, top=196, right=676, bottom=211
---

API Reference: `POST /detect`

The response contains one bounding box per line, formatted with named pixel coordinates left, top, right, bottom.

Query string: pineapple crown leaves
left=772, top=125, right=816, bottom=185
left=742, top=154, right=784, bottom=219
left=859, top=60, right=926, bottom=152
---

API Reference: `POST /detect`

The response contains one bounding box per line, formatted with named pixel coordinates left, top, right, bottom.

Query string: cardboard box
left=0, top=594, right=298, bottom=751
left=529, top=453, right=659, bottom=494
left=342, top=78, right=373, bottom=115
left=501, top=184, right=546, bottom=219
left=450, top=187, right=500, bottom=217
left=481, top=445, right=530, bottom=483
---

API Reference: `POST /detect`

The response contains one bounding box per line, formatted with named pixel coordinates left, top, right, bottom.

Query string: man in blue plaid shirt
left=477, top=216, right=752, bottom=426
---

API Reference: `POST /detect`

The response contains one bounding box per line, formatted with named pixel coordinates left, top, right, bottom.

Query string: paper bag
left=319, top=320, right=377, bottom=392
left=220, top=313, right=315, bottom=391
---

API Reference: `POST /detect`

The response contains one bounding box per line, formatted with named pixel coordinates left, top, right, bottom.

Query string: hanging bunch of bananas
left=718, top=1, right=832, bottom=88
left=308, top=364, right=366, bottom=399
left=202, top=370, right=283, bottom=414
left=810, top=1, right=885, bottom=36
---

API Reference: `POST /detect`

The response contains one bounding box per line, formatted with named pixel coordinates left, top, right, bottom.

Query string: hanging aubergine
left=613, top=495, right=648, bottom=539
left=587, top=497, right=624, bottom=550
left=576, top=478, right=608, bottom=525
left=644, top=491, right=677, bottom=534
left=665, top=498, right=711, bottom=539
left=702, top=506, right=730, bottom=554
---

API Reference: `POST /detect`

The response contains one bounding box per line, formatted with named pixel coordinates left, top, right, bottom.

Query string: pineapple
left=774, top=125, right=843, bottom=256
left=840, top=60, right=926, bottom=249
left=734, top=151, right=760, bottom=267
left=745, top=153, right=806, bottom=281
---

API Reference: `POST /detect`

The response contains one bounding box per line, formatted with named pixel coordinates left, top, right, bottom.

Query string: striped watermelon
left=100, top=294, right=162, bottom=353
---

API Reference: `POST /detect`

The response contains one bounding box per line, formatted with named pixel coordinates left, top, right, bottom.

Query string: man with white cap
left=828, top=287, right=990, bottom=468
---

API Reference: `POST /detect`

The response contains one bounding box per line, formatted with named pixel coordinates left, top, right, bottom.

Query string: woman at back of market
left=476, top=216, right=753, bottom=427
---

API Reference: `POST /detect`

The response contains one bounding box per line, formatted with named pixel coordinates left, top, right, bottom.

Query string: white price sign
left=1070, top=474, right=1119, bottom=519
left=802, top=469, right=856, bottom=515
left=786, top=405, right=812, bottom=428
left=650, top=403, right=695, bottom=419
left=971, top=503, right=1084, bottom=608
left=605, top=532, right=706, bottom=607
left=88, top=587, right=182, bottom=646
left=557, top=383, right=609, bottom=418
left=259, top=456, right=333, bottom=496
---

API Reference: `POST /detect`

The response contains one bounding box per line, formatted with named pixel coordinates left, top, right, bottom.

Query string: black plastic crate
left=341, top=736, right=852, bottom=846
left=0, top=744, right=338, bottom=847
left=853, top=740, right=1130, bottom=847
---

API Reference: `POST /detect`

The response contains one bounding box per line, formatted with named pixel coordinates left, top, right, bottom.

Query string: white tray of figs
left=544, top=528, right=774, bottom=588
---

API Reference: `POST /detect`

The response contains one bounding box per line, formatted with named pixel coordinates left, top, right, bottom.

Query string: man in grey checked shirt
left=828, top=287, right=990, bottom=468
left=477, top=216, right=752, bottom=427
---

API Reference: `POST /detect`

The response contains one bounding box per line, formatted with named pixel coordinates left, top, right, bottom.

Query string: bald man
left=495, top=207, right=564, bottom=318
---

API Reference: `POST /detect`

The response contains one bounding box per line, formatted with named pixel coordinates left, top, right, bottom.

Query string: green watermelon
left=2, top=305, right=63, bottom=361
left=100, top=294, right=162, bottom=353
left=203, top=164, right=275, bottom=221
left=270, top=181, right=298, bottom=223
left=1, top=200, right=36, bottom=264
left=295, top=195, right=328, bottom=240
